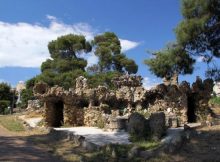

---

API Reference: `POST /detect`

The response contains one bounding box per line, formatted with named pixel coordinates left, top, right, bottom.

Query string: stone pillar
left=149, top=112, right=166, bottom=140
left=63, top=103, right=69, bottom=125
left=180, top=94, right=188, bottom=124
left=44, top=101, right=55, bottom=127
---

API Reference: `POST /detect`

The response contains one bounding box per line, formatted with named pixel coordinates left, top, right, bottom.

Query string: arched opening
left=50, top=100, right=64, bottom=127
left=187, top=94, right=196, bottom=122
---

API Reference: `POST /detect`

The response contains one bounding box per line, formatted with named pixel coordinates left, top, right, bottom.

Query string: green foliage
left=0, top=82, right=12, bottom=101
left=48, top=34, right=92, bottom=59
left=144, top=43, right=195, bottom=79
left=175, top=0, right=220, bottom=75
left=93, top=32, right=138, bottom=74
left=36, top=69, right=87, bottom=89
left=26, top=77, right=36, bottom=89
left=209, top=96, right=220, bottom=106
left=174, top=0, right=220, bottom=80
left=0, top=83, right=13, bottom=114
left=87, top=71, right=120, bottom=89
left=0, top=100, right=10, bottom=114
left=86, top=64, right=100, bottom=74
left=134, top=140, right=160, bottom=150
left=176, top=0, right=220, bottom=57
left=31, top=32, right=138, bottom=90
left=206, top=67, right=220, bottom=81
left=36, top=34, right=91, bottom=89
left=19, top=89, right=35, bottom=109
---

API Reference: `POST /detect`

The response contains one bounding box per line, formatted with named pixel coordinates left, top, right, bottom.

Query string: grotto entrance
left=187, top=94, right=196, bottom=122
left=49, top=100, right=64, bottom=127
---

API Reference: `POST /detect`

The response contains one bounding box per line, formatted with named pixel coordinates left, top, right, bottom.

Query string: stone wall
left=27, top=99, right=41, bottom=110
left=33, top=75, right=213, bottom=128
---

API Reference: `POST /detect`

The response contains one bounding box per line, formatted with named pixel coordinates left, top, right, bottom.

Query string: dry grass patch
left=0, top=115, right=48, bottom=136
left=0, top=115, right=25, bottom=132
left=25, top=111, right=43, bottom=118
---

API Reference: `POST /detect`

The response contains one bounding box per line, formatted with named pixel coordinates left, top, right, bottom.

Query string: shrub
left=0, top=100, right=10, bottom=114
left=209, top=96, right=220, bottom=106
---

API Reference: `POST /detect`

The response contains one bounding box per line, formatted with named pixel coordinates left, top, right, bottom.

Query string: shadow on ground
left=0, top=133, right=63, bottom=162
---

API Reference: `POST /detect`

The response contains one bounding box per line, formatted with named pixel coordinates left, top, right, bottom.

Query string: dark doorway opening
left=51, top=100, right=64, bottom=127
left=187, top=94, right=196, bottom=122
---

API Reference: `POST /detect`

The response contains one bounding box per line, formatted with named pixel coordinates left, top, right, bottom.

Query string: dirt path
left=154, top=106, right=220, bottom=162
left=175, top=107, right=220, bottom=162
left=0, top=125, right=62, bottom=162
left=172, top=125, right=220, bottom=162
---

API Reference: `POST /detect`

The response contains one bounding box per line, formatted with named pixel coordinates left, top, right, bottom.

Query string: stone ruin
left=33, top=75, right=214, bottom=130
left=213, top=81, right=220, bottom=97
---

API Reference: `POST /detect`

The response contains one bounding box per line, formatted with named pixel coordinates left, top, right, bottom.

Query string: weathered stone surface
left=81, top=140, right=98, bottom=151
left=112, top=75, right=142, bottom=88
left=33, top=75, right=214, bottom=129
left=133, top=86, right=147, bottom=103
left=149, top=112, right=166, bottom=140
left=27, top=99, right=41, bottom=110
left=128, top=112, right=148, bottom=139
left=128, top=146, right=140, bottom=158
left=109, top=117, right=127, bottom=131
left=165, top=133, right=185, bottom=153
left=84, top=108, right=103, bottom=127
left=33, top=82, right=48, bottom=96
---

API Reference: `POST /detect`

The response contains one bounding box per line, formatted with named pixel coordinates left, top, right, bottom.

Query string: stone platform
left=54, top=127, right=131, bottom=146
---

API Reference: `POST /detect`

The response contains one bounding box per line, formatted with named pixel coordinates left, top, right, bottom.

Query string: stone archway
left=187, top=94, right=196, bottom=122
left=45, top=100, right=64, bottom=127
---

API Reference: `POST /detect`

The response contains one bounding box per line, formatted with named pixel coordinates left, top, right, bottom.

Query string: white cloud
left=120, top=39, right=140, bottom=52
left=0, top=17, right=95, bottom=68
left=79, top=52, right=99, bottom=67
left=142, top=77, right=160, bottom=90
left=46, top=15, right=57, bottom=21
left=0, top=16, right=139, bottom=68
left=196, top=56, right=204, bottom=62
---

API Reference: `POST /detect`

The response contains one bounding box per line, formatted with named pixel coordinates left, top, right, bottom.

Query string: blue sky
left=0, top=0, right=213, bottom=88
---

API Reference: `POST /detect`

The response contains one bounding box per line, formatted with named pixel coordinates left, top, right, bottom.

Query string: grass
left=134, top=140, right=160, bottom=150
left=0, top=115, right=25, bottom=132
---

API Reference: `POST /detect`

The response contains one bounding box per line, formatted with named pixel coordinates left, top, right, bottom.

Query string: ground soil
left=0, top=125, right=62, bottom=162
left=1, top=106, right=220, bottom=162
left=150, top=106, right=220, bottom=162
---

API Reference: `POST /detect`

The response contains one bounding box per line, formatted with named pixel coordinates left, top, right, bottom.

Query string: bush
left=209, top=96, right=220, bottom=106
left=18, top=89, right=35, bottom=108
left=0, top=100, right=10, bottom=114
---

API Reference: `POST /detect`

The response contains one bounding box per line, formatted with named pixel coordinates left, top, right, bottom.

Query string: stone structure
left=16, top=81, right=26, bottom=93
left=27, top=99, right=41, bottom=110
left=16, top=81, right=26, bottom=104
left=213, top=81, right=220, bottom=97
left=33, top=75, right=213, bottom=129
